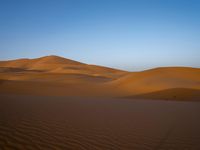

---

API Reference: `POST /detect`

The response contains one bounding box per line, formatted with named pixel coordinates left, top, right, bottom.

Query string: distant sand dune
left=0, top=55, right=126, bottom=78
left=107, top=67, right=200, bottom=97
left=0, top=56, right=200, bottom=100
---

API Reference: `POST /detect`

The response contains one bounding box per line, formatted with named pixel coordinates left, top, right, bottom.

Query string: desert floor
left=0, top=94, right=200, bottom=150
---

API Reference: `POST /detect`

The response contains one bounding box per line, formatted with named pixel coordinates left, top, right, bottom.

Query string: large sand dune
left=107, top=67, right=200, bottom=98
left=0, top=55, right=126, bottom=79
left=0, top=56, right=200, bottom=100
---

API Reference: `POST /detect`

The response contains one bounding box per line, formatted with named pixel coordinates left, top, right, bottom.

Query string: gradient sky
left=0, top=0, right=200, bottom=71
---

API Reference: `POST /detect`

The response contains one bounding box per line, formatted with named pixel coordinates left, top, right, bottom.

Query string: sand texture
left=0, top=56, right=200, bottom=149
left=0, top=94, right=200, bottom=149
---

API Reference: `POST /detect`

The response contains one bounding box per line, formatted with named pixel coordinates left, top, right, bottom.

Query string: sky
left=0, top=0, right=200, bottom=71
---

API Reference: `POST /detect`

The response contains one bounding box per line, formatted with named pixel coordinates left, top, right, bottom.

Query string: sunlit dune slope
left=0, top=55, right=82, bottom=69
left=107, top=67, right=200, bottom=96
left=0, top=55, right=127, bottom=79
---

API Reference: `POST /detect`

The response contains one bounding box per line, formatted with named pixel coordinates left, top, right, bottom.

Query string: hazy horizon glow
left=0, top=0, right=200, bottom=71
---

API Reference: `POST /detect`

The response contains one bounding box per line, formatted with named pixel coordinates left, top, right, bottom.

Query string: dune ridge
left=0, top=56, right=200, bottom=100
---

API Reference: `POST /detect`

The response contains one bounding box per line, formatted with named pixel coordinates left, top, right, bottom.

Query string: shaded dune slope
left=126, top=88, right=200, bottom=101
left=0, top=80, right=103, bottom=97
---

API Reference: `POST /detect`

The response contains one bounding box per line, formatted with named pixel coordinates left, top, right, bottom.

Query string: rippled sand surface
left=0, top=94, right=200, bottom=150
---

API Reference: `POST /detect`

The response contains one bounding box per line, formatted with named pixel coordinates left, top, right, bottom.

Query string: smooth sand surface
left=0, top=80, right=106, bottom=97
left=127, top=88, right=200, bottom=101
left=0, top=94, right=200, bottom=149
left=108, top=67, right=200, bottom=96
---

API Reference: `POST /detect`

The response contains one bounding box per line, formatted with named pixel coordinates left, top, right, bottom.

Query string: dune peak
left=35, top=55, right=83, bottom=65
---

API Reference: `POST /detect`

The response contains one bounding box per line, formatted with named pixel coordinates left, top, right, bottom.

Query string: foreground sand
left=0, top=94, right=200, bottom=149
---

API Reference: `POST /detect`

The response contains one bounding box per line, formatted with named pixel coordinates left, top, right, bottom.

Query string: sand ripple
left=0, top=95, right=200, bottom=150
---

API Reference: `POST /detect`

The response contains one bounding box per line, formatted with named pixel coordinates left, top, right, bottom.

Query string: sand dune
left=0, top=56, right=200, bottom=100
left=0, top=55, right=126, bottom=79
left=107, top=67, right=200, bottom=97
left=0, top=67, right=28, bottom=73
left=126, top=88, right=200, bottom=101
left=0, top=56, right=200, bottom=149
left=0, top=55, right=82, bottom=69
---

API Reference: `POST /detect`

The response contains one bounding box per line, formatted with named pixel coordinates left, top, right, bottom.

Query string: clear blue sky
left=0, top=0, right=200, bottom=71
